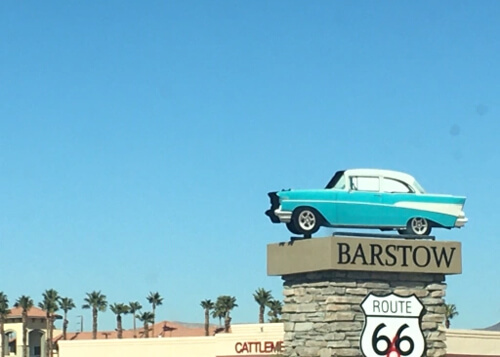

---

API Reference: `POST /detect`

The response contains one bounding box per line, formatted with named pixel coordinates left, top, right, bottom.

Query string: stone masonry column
left=282, top=271, right=446, bottom=357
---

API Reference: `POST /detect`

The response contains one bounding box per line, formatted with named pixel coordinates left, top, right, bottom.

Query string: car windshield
left=325, top=171, right=345, bottom=189
left=413, top=180, right=426, bottom=193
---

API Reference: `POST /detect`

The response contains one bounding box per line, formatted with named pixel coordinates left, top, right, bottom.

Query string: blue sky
left=0, top=1, right=499, bottom=332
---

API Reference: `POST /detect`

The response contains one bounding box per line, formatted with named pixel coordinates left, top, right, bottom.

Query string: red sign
left=234, top=341, right=283, bottom=354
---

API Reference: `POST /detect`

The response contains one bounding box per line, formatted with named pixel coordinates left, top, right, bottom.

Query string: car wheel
left=286, top=222, right=301, bottom=235
left=406, top=217, right=432, bottom=236
left=292, top=207, right=321, bottom=235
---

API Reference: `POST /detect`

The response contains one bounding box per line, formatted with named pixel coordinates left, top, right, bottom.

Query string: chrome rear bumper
left=455, top=212, right=468, bottom=228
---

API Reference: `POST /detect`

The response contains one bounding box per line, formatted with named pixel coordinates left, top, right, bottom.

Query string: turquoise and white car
left=265, top=169, right=467, bottom=236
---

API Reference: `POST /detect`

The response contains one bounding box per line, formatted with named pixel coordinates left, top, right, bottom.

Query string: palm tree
left=253, top=288, right=273, bottom=324
left=137, top=312, right=154, bottom=338
left=445, top=303, right=459, bottom=328
left=59, top=297, right=75, bottom=340
left=215, top=295, right=238, bottom=333
left=38, top=289, right=59, bottom=357
left=14, top=295, right=33, bottom=357
left=0, top=292, right=10, bottom=357
left=110, top=303, right=130, bottom=338
left=82, top=291, right=107, bottom=339
left=200, top=299, right=214, bottom=336
left=128, top=301, right=142, bottom=338
left=146, top=292, right=163, bottom=337
left=211, top=302, right=225, bottom=327
left=266, top=299, right=283, bottom=322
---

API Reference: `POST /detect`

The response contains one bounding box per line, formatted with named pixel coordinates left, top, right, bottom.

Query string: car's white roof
left=343, top=168, right=417, bottom=184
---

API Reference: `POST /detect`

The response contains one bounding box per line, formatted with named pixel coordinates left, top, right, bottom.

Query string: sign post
left=268, top=235, right=456, bottom=357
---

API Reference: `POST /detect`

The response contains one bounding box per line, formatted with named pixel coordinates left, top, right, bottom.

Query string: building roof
left=8, top=306, right=49, bottom=319
left=54, top=320, right=221, bottom=341
left=483, top=322, right=500, bottom=332
left=7, top=306, right=63, bottom=320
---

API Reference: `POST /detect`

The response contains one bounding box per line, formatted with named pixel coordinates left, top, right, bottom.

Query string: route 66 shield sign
left=360, top=293, right=426, bottom=357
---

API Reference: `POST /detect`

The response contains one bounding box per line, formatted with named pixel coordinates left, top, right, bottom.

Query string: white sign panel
left=360, top=293, right=426, bottom=357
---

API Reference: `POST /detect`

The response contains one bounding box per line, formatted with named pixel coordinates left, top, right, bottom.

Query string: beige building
left=447, top=329, right=500, bottom=357
left=3, top=308, right=499, bottom=357
left=2, top=306, right=61, bottom=357
left=58, top=323, right=284, bottom=357
left=56, top=322, right=500, bottom=357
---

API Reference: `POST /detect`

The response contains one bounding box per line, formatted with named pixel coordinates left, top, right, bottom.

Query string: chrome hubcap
left=411, top=218, right=428, bottom=235
left=298, top=210, right=316, bottom=230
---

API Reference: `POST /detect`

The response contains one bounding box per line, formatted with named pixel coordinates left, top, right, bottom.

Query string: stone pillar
left=268, top=236, right=461, bottom=357
left=282, top=271, right=446, bottom=357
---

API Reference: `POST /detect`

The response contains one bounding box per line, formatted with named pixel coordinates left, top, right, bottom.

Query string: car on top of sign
left=265, top=169, right=467, bottom=237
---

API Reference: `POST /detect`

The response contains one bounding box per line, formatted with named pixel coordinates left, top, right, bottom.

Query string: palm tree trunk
left=117, top=315, right=122, bottom=339
left=259, top=305, right=265, bottom=324
left=151, top=306, right=156, bottom=337
left=204, top=310, right=209, bottom=336
left=63, top=313, right=68, bottom=340
left=224, top=314, right=231, bottom=333
left=92, top=308, right=98, bottom=339
left=45, top=313, right=51, bottom=357
left=0, top=319, right=5, bottom=357
left=22, top=313, right=28, bottom=357
left=133, top=315, right=137, bottom=338
left=144, top=322, right=149, bottom=338
left=50, top=315, right=55, bottom=357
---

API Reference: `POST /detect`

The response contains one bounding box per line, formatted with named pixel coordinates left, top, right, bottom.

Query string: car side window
left=381, top=178, right=414, bottom=193
left=333, top=175, right=346, bottom=190
left=350, top=176, right=380, bottom=192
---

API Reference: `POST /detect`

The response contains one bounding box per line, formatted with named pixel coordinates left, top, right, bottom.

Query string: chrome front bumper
left=274, top=208, right=292, bottom=223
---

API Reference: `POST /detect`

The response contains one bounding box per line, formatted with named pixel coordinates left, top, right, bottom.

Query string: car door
left=336, top=175, right=383, bottom=226
left=380, top=177, right=416, bottom=226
